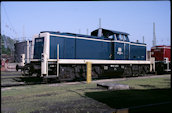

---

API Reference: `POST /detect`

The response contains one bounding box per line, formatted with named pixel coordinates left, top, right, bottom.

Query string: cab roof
left=91, top=28, right=129, bottom=37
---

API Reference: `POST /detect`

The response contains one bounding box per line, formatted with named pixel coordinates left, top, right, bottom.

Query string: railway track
left=1, top=71, right=170, bottom=88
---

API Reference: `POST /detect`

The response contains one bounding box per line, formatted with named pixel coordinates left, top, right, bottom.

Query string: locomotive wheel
left=92, top=66, right=102, bottom=78
left=59, top=66, right=75, bottom=82
left=132, top=65, right=139, bottom=77
left=74, top=66, right=81, bottom=79
left=138, top=65, right=150, bottom=76
left=123, top=66, right=132, bottom=77
left=81, top=65, right=86, bottom=80
left=23, top=67, right=29, bottom=76
left=141, top=65, right=148, bottom=76
left=74, top=65, right=86, bottom=80
left=73, top=65, right=86, bottom=81
left=143, top=65, right=150, bottom=75
left=140, top=68, right=146, bottom=76
left=21, top=69, right=25, bottom=76
left=29, top=64, right=34, bottom=76
left=138, top=66, right=144, bottom=76
left=36, top=73, right=41, bottom=77
left=22, top=65, right=33, bottom=76
left=156, top=62, right=164, bottom=75
left=16, top=65, right=19, bottom=71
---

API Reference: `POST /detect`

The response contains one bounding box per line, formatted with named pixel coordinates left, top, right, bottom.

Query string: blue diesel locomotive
left=18, top=28, right=152, bottom=80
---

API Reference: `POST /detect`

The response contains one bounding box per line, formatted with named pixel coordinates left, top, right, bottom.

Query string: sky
left=1, top=1, right=171, bottom=50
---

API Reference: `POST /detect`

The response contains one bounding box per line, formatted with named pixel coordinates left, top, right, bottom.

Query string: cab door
left=114, top=34, right=124, bottom=60
left=124, top=43, right=129, bottom=60
left=124, top=35, right=130, bottom=60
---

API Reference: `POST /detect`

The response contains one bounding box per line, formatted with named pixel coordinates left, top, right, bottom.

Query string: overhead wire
left=2, top=3, right=18, bottom=40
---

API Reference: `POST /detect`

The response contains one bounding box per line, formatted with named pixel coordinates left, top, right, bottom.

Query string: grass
left=1, top=73, right=171, bottom=113
left=111, top=77, right=171, bottom=89
left=2, top=83, right=111, bottom=113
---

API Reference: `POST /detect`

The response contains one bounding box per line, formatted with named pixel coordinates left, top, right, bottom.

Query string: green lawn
left=1, top=75, right=171, bottom=113
left=111, top=76, right=171, bottom=89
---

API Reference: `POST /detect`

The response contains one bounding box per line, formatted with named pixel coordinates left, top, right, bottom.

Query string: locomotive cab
left=91, top=28, right=130, bottom=42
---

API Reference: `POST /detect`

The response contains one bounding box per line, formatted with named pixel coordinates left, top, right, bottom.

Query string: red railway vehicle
left=151, top=45, right=171, bottom=74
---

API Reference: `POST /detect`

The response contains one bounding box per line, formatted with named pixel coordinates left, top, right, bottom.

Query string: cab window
left=116, top=34, right=120, bottom=40
left=119, top=34, right=123, bottom=41
left=108, top=35, right=114, bottom=39
left=123, top=35, right=129, bottom=41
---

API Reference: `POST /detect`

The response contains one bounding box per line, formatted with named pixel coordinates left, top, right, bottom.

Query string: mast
left=23, top=25, right=25, bottom=41
left=86, top=28, right=89, bottom=35
left=99, top=18, right=101, bottom=28
left=153, top=22, right=156, bottom=47
left=98, top=18, right=102, bottom=37
left=143, top=36, right=144, bottom=43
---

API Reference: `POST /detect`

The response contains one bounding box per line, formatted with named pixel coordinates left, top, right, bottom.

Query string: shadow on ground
left=85, top=88, right=171, bottom=113
left=13, top=75, right=125, bottom=85
left=13, top=76, right=60, bottom=84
